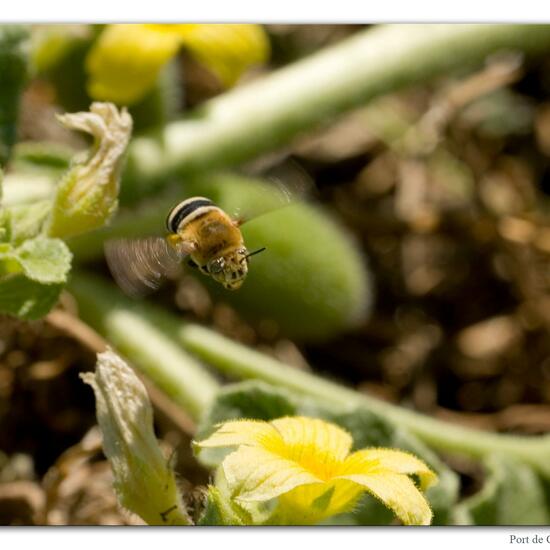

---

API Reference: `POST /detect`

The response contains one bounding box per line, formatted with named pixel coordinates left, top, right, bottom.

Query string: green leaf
left=14, top=237, right=72, bottom=284
left=199, top=380, right=297, bottom=428
left=455, top=455, right=550, bottom=525
left=0, top=233, right=72, bottom=319
left=0, top=274, right=63, bottom=320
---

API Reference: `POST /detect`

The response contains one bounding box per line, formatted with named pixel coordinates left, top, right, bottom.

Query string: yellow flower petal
left=269, top=417, right=353, bottom=479
left=86, top=23, right=269, bottom=106
left=222, top=445, right=322, bottom=502
left=337, top=472, right=433, bottom=525
left=176, top=24, right=270, bottom=87
left=277, top=479, right=363, bottom=524
left=340, top=448, right=438, bottom=491
left=86, top=24, right=182, bottom=105
left=195, top=419, right=281, bottom=450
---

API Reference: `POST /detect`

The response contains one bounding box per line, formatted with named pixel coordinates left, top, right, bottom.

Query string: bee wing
left=104, top=237, right=188, bottom=298
left=234, top=157, right=316, bottom=224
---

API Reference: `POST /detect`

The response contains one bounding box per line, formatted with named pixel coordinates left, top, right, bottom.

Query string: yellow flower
left=86, top=24, right=270, bottom=105
left=195, top=416, right=438, bottom=525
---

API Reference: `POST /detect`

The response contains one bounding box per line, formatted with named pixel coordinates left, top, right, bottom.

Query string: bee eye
left=208, top=258, right=224, bottom=274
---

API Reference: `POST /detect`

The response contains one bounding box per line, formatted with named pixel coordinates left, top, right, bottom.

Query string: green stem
left=2, top=173, right=56, bottom=206
left=123, top=24, right=550, bottom=202
left=69, top=272, right=219, bottom=420
left=177, top=324, right=550, bottom=479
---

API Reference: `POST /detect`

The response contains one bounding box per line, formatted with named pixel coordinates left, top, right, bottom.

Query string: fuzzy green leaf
left=455, top=455, right=550, bottom=525
left=0, top=274, right=63, bottom=320
left=14, top=237, right=72, bottom=284
left=0, top=228, right=72, bottom=319
left=200, top=380, right=297, bottom=427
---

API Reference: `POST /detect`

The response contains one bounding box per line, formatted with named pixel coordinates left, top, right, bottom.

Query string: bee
left=105, top=196, right=267, bottom=297
left=105, top=159, right=314, bottom=297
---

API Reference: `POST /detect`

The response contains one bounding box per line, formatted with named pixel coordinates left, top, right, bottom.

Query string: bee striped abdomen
left=166, top=196, right=219, bottom=233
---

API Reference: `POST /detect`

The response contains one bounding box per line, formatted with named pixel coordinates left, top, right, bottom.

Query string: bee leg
left=167, top=234, right=197, bottom=256
left=232, top=218, right=246, bottom=228
left=166, top=233, right=182, bottom=249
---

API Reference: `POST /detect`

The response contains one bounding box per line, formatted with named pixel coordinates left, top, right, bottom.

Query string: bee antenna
left=242, top=247, right=266, bottom=263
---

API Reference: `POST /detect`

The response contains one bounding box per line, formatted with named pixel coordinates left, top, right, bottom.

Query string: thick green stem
left=69, top=272, right=219, bottom=420
left=2, top=173, right=56, bottom=206
left=177, top=324, right=550, bottom=479
left=123, top=24, right=550, bottom=201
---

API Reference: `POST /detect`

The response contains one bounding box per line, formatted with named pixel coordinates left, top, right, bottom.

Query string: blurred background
left=2, top=23, right=550, bottom=524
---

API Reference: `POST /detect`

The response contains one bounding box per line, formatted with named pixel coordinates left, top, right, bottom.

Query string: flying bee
left=105, top=196, right=267, bottom=297
left=105, top=159, right=314, bottom=297
left=165, top=196, right=267, bottom=290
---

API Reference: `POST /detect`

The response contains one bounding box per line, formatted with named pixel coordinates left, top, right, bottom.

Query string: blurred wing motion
left=233, top=156, right=317, bottom=224
left=104, top=237, right=186, bottom=297
left=256, top=156, right=315, bottom=201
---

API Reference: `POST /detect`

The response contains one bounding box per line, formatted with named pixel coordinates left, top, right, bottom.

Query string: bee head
left=207, top=248, right=249, bottom=290
left=206, top=247, right=266, bottom=290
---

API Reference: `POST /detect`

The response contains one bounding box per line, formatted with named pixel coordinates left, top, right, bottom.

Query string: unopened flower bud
left=81, top=349, right=191, bottom=525
left=47, top=102, right=132, bottom=239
